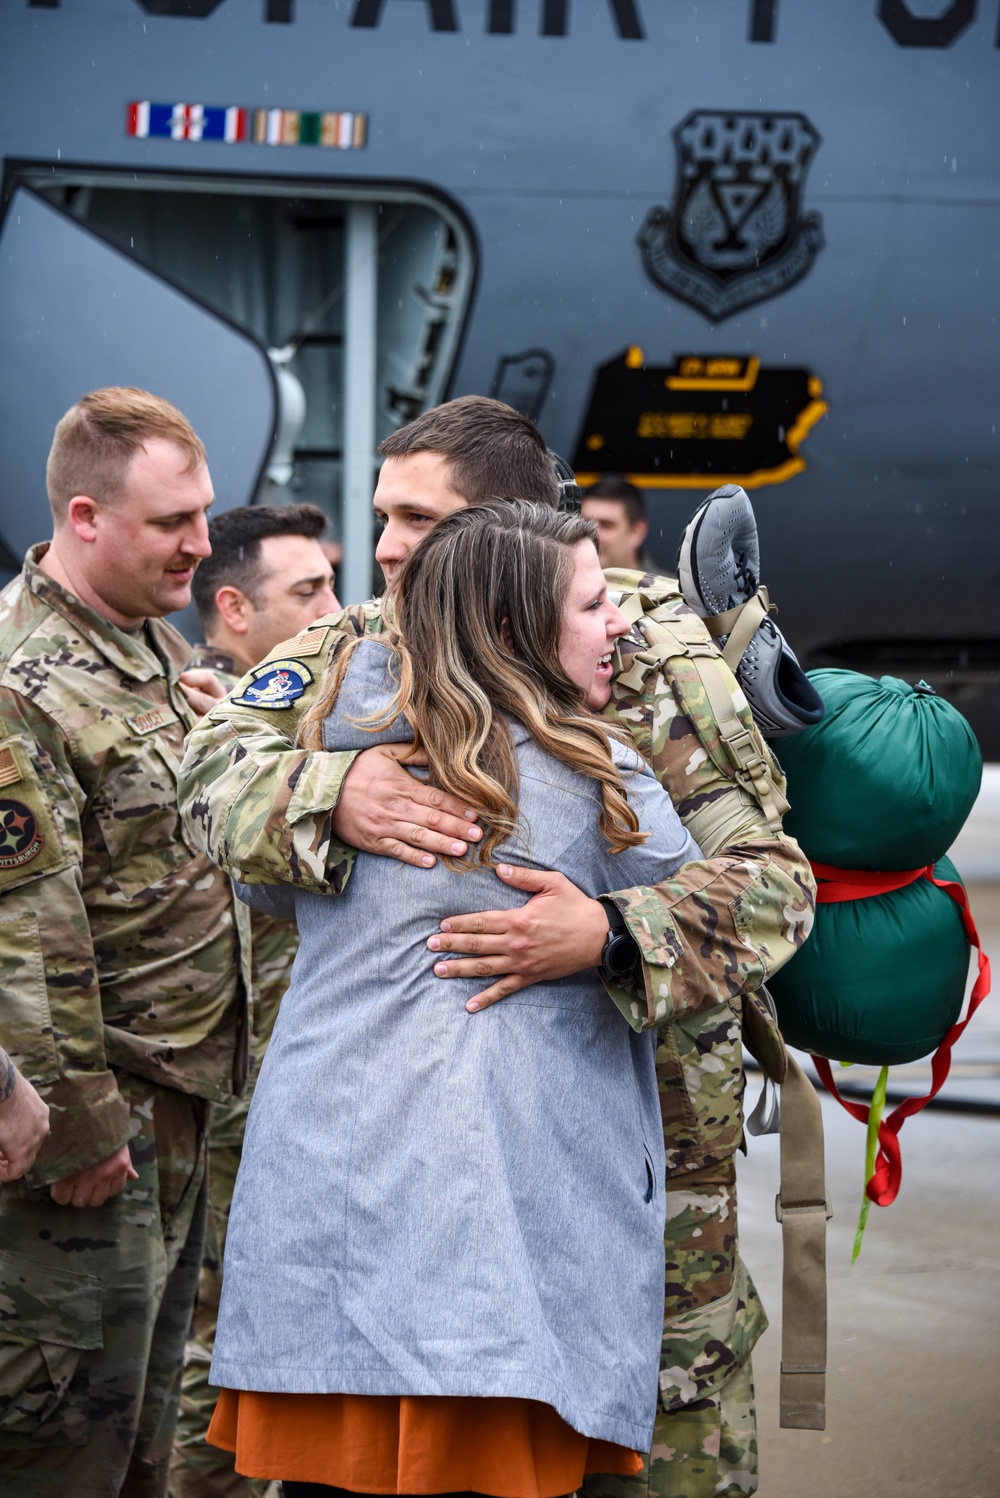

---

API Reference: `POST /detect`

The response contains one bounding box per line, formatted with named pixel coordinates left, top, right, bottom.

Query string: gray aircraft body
left=0, top=0, right=997, bottom=747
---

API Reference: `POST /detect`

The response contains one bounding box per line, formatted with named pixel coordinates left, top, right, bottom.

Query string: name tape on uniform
left=127, top=707, right=171, bottom=737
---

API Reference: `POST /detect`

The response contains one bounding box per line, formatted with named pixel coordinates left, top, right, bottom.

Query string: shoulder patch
left=231, top=658, right=314, bottom=711
left=0, top=746, right=22, bottom=788
left=0, top=737, right=72, bottom=892
left=0, top=799, right=44, bottom=870
left=286, top=627, right=329, bottom=658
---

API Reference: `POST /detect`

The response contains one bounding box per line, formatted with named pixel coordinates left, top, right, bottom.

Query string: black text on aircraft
left=22, top=0, right=1000, bottom=49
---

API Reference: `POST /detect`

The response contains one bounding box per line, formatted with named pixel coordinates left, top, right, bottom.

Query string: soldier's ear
left=214, top=585, right=251, bottom=635
left=65, top=495, right=101, bottom=544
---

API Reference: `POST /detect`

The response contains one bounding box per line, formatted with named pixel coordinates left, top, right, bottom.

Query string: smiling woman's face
left=557, top=540, right=631, bottom=710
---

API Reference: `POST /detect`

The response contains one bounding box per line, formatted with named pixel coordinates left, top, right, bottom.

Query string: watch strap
left=598, top=898, right=641, bottom=978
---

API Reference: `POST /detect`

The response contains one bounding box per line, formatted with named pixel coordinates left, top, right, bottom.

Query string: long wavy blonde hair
left=300, top=500, right=644, bottom=866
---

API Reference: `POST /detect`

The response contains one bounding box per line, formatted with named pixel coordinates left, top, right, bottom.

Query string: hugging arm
left=432, top=753, right=704, bottom=1015
left=429, top=651, right=815, bottom=1026
left=178, top=606, right=479, bottom=890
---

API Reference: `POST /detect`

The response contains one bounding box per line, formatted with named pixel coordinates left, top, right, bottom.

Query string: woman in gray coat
left=208, top=502, right=702, bottom=1498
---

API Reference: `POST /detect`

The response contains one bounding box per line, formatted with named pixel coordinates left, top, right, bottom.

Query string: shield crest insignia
left=638, top=111, right=824, bottom=321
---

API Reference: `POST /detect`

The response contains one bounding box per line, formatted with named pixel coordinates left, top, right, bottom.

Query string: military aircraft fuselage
left=1, top=0, right=998, bottom=748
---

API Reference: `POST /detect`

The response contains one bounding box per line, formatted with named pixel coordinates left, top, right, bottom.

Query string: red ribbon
left=807, top=860, right=992, bottom=1207
left=810, top=860, right=927, bottom=903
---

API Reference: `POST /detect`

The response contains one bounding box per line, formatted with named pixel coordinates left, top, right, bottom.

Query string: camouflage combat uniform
left=591, top=572, right=813, bottom=1498
left=170, top=646, right=297, bottom=1498
left=177, top=579, right=815, bottom=1498
left=0, top=547, right=250, bottom=1498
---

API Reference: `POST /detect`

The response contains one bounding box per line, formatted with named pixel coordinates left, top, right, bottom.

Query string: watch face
left=604, top=931, right=639, bottom=979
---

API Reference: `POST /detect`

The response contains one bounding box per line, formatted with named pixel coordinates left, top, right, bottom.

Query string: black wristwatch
left=597, top=898, right=641, bottom=980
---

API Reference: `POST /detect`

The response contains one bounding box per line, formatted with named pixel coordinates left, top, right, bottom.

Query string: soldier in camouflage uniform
left=0, top=389, right=250, bottom=1498
left=170, top=505, right=338, bottom=1498
left=587, top=572, right=797, bottom=1498
left=178, top=398, right=814, bottom=1497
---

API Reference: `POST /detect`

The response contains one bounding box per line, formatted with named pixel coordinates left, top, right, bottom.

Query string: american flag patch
left=127, top=102, right=365, bottom=149
left=288, top=627, right=331, bottom=658
left=0, top=747, right=21, bottom=788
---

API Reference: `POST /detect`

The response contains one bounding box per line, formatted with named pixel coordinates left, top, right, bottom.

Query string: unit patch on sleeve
left=231, top=659, right=314, bottom=710
left=0, top=799, right=44, bottom=871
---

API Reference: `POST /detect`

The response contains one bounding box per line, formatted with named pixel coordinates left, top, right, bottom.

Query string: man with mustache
left=0, top=387, right=250, bottom=1497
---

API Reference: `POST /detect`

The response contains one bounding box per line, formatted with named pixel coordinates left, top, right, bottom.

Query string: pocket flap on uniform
left=658, top=1258, right=766, bottom=1409
left=0, top=1251, right=102, bottom=1350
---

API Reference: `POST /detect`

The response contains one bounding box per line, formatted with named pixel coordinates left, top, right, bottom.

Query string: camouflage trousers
left=0, top=1071, right=208, bottom=1498
left=169, top=1132, right=269, bottom=1498
left=581, top=1157, right=766, bottom=1498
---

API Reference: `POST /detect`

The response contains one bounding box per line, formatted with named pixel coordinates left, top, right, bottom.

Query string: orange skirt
left=208, top=1389, right=644, bottom=1497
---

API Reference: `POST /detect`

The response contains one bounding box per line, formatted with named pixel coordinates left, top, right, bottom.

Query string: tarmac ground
left=739, top=870, right=1000, bottom=1498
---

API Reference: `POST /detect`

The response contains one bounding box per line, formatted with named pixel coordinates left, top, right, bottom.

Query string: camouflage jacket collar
left=187, top=642, right=241, bottom=678
left=320, top=596, right=387, bottom=639
left=24, top=543, right=172, bottom=684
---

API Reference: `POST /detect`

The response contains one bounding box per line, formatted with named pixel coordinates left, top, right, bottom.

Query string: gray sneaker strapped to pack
left=676, top=483, right=826, bottom=738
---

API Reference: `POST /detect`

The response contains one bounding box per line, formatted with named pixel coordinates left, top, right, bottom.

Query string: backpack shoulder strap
left=612, top=576, right=790, bottom=834
left=776, top=1049, right=830, bottom=1430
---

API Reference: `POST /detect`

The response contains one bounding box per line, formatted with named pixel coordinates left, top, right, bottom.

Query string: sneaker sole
left=676, top=483, right=825, bottom=737
left=676, top=484, right=753, bottom=617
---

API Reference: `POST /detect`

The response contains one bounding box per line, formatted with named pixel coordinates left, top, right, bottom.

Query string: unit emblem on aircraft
left=638, top=111, right=824, bottom=321
left=572, top=348, right=827, bottom=489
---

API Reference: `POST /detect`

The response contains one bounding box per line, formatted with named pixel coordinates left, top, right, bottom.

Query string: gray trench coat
left=212, top=641, right=701, bottom=1450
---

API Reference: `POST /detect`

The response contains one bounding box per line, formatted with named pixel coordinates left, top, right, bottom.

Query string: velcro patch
left=0, top=746, right=21, bottom=788
left=0, top=740, right=72, bottom=891
left=232, top=658, right=314, bottom=711
left=0, top=799, right=45, bottom=870
left=127, top=707, right=171, bottom=736
left=286, top=627, right=329, bottom=658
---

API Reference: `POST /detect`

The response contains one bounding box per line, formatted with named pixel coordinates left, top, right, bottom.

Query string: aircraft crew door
left=2, top=169, right=476, bottom=608
left=0, top=187, right=276, bottom=590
